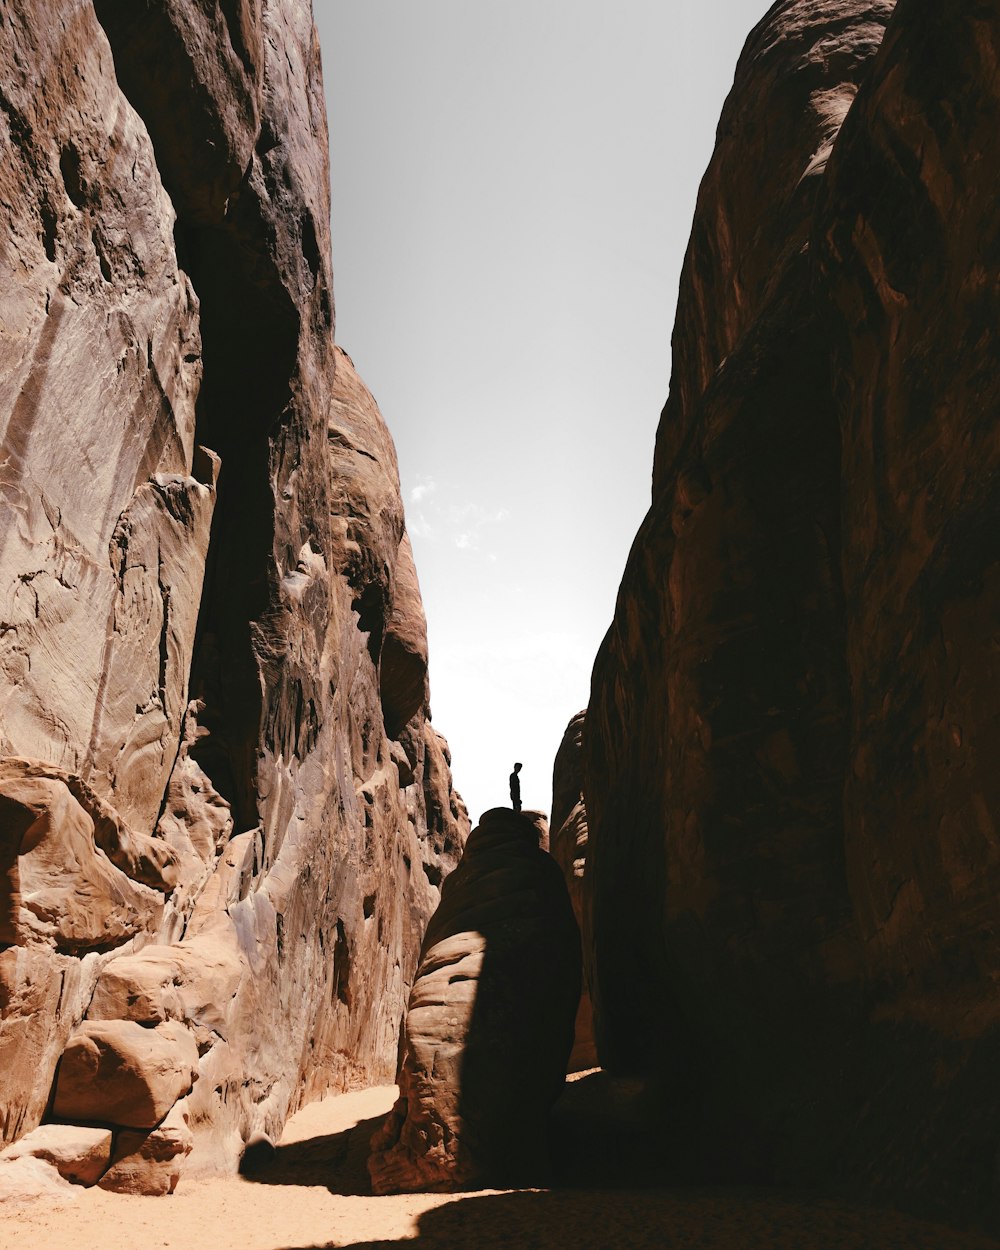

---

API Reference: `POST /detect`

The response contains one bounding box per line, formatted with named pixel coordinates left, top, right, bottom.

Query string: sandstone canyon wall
left=0, top=0, right=466, bottom=1189
left=584, top=0, right=1000, bottom=1224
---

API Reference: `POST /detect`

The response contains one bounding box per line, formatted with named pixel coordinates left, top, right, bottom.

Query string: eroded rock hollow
left=0, top=0, right=466, bottom=1192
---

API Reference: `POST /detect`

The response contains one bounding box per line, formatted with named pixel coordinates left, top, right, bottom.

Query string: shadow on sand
left=243, top=1112, right=384, bottom=1196
left=242, top=1073, right=999, bottom=1250
left=271, top=1187, right=1000, bottom=1250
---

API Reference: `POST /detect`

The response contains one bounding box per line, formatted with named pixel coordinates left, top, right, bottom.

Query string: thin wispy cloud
left=447, top=503, right=508, bottom=552
left=409, top=477, right=436, bottom=504
left=406, top=482, right=509, bottom=553
left=408, top=511, right=433, bottom=539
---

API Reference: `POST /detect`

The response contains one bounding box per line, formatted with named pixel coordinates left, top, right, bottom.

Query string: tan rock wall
left=0, top=0, right=467, bottom=1185
left=0, top=0, right=209, bottom=837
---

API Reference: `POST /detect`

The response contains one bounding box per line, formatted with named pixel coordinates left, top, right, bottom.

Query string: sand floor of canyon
left=4, top=1076, right=999, bottom=1250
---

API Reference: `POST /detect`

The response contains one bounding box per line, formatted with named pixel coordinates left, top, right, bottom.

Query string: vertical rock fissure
left=174, top=215, right=298, bottom=836
left=90, top=4, right=299, bottom=838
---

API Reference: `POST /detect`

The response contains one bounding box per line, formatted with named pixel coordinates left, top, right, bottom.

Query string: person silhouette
left=509, top=762, right=522, bottom=812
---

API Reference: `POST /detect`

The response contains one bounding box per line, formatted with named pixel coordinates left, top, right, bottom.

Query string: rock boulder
left=53, top=1019, right=199, bottom=1129
left=0, top=1124, right=112, bottom=1187
left=87, top=938, right=243, bottom=1034
left=97, top=1105, right=193, bottom=1196
left=0, top=1155, right=78, bottom=1205
left=0, top=760, right=169, bottom=954
left=369, top=808, right=580, bottom=1194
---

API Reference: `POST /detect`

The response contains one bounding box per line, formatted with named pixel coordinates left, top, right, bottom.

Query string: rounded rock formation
left=368, top=808, right=581, bottom=1194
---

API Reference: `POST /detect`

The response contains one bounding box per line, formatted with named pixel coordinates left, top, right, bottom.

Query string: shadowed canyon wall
left=583, top=0, right=1000, bottom=1224
left=0, top=0, right=466, bottom=1188
left=550, top=711, right=596, bottom=1073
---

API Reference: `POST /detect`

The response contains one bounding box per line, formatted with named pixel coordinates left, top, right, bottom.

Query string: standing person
left=509, top=762, right=522, bottom=812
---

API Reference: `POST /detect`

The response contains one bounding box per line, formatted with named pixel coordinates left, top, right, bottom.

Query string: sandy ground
left=4, top=1081, right=1000, bottom=1250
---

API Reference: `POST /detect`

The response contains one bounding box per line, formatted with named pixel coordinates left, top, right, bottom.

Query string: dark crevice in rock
left=332, top=919, right=352, bottom=1008
left=352, top=583, right=387, bottom=664
left=59, top=142, right=86, bottom=208
left=92, top=0, right=260, bottom=227
left=217, top=0, right=258, bottom=77
left=38, top=196, right=57, bottom=264
left=92, top=8, right=298, bottom=837
left=176, top=216, right=298, bottom=834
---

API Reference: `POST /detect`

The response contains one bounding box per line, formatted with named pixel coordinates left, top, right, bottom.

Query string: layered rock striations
left=369, top=808, right=581, bottom=1195
left=0, top=0, right=466, bottom=1190
left=584, top=0, right=1000, bottom=1223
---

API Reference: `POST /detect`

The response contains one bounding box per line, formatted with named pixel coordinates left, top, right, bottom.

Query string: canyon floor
left=4, top=1075, right=998, bottom=1250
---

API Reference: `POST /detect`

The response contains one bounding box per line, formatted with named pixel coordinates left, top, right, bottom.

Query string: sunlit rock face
left=0, top=0, right=467, bottom=1187
left=585, top=0, right=1000, bottom=1223
left=369, top=808, right=581, bottom=1194
left=550, top=711, right=597, bottom=1073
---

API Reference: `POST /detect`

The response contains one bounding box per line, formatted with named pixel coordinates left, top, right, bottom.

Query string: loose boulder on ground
left=53, top=1019, right=199, bottom=1129
left=97, top=1105, right=193, bottom=1196
left=0, top=1155, right=78, bottom=1204
left=0, top=1124, right=112, bottom=1187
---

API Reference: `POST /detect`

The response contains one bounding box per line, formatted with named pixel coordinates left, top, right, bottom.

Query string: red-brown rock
left=369, top=809, right=580, bottom=1194
left=550, top=712, right=596, bottom=1073
left=585, top=0, right=887, bottom=1106
left=0, top=0, right=211, bottom=839
left=0, top=947, right=93, bottom=1147
left=380, top=534, right=430, bottom=741
left=87, top=937, right=243, bottom=1035
left=92, top=0, right=264, bottom=226
left=583, top=0, right=1000, bottom=1226
left=0, top=761, right=168, bottom=953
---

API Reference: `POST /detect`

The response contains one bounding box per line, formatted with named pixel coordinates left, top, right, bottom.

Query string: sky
left=317, top=2, right=768, bottom=825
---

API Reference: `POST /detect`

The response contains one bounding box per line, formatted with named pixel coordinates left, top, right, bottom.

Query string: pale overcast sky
left=318, top=2, right=767, bottom=824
